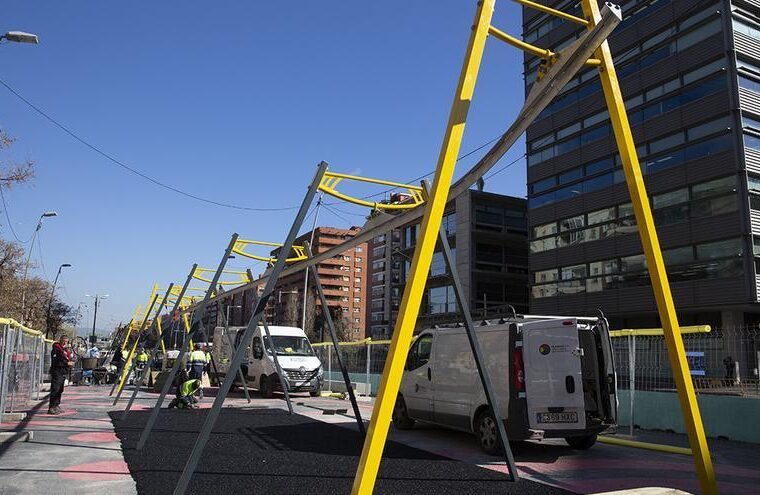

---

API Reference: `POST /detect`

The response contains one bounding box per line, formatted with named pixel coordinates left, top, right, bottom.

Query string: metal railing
left=613, top=326, right=760, bottom=397
left=0, top=318, right=51, bottom=423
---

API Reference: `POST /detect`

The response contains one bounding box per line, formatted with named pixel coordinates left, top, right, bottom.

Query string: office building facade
left=524, top=0, right=760, bottom=327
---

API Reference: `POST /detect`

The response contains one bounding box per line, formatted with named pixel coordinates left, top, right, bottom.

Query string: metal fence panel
left=0, top=320, right=49, bottom=422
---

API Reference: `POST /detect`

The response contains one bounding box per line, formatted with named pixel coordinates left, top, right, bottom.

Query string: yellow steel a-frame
left=352, top=1, right=717, bottom=494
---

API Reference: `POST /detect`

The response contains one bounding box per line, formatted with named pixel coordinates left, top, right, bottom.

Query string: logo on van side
left=538, top=344, right=551, bottom=355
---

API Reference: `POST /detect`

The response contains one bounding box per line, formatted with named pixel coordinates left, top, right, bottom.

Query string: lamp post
left=85, top=294, right=109, bottom=345
left=19, top=211, right=57, bottom=323
left=0, top=31, right=39, bottom=44
left=45, top=263, right=71, bottom=338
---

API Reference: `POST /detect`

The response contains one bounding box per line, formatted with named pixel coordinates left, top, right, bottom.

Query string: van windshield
left=263, top=336, right=315, bottom=357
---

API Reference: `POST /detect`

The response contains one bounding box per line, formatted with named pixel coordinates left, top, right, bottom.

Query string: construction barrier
left=0, top=318, right=51, bottom=423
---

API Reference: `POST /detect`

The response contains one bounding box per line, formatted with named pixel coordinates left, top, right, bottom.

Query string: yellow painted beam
left=351, top=1, right=495, bottom=493
left=580, top=1, right=717, bottom=493
left=512, top=0, right=589, bottom=26
left=598, top=436, right=692, bottom=456
left=610, top=325, right=711, bottom=338
left=121, top=304, right=143, bottom=351
left=488, top=25, right=601, bottom=66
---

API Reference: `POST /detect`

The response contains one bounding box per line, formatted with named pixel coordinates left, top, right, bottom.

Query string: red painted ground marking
left=59, top=460, right=130, bottom=481
left=68, top=431, right=119, bottom=443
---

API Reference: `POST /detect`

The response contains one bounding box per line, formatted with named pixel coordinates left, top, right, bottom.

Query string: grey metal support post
left=260, top=311, right=294, bottom=414
left=172, top=161, right=328, bottom=495
left=629, top=335, right=636, bottom=436
left=218, top=304, right=251, bottom=403
left=136, top=234, right=239, bottom=451
left=366, top=341, right=371, bottom=396
left=111, top=292, right=161, bottom=405
left=30, top=334, right=40, bottom=402
left=9, top=327, right=22, bottom=413
left=434, top=189, right=518, bottom=481
left=304, top=241, right=364, bottom=433
left=119, top=283, right=175, bottom=418
left=0, top=324, right=11, bottom=424
left=36, top=334, right=44, bottom=400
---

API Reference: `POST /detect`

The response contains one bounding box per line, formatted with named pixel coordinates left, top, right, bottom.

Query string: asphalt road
left=112, top=406, right=571, bottom=495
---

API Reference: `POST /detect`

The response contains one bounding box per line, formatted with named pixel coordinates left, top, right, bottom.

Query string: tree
left=0, top=238, right=75, bottom=333
left=0, top=130, right=34, bottom=188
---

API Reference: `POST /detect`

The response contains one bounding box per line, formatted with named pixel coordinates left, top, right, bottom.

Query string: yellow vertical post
left=156, top=313, right=166, bottom=354
left=116, top=292, right=160, bottom=396
left=121, top=304, right=143, bottom=351
left=580, top=1, right=717, bottom=493
left=351, top=1, right=494, bottom=492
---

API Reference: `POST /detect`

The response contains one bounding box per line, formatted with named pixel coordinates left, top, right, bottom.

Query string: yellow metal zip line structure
left=120, top=303, right=145, bottom=351
left=580, top=0, right=716, bottom=492
left=352, top=1, right=716, bottom=494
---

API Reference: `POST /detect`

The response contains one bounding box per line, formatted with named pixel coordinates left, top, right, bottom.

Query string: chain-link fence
left=315, top=325, right=760, bottom=400
left=0, top=318, right=51, bottom=423
left=313, top=338, right=390, bottom=396
left=612, top=326, right=760, bottom=396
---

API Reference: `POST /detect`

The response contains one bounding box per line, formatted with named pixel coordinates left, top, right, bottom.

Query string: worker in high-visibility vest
left=136, top=348, right=150, bottom=371
left=188, top=343, right=207, bottom=380
left=203, top=345, right=212, bottom=375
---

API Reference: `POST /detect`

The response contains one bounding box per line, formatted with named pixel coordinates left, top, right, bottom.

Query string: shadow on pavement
left=111, top=408, right=571, bottom=495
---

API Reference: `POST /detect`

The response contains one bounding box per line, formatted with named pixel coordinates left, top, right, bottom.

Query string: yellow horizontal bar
left=488, top=25, right=601, bottom=66
left=323, top=171, right=425, bottom=191
left=598, top=436, right=692, bottom=456
left=610, top=325, right=711, bottom=338
left=312, top=338, right=393, bottom=347
left=513, top=0, right=590, bottom=26
left=318, top=172, right=425, bottom=211
left=192, top=267, right=252, bottom=286
left=232, top=240, right=307, bottom=263
left=0, top=317, right=44, bottom=337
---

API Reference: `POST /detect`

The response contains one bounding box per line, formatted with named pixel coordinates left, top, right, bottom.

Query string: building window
left=355, top=267, right=362, bottom=272
left=427, top=286, right=456, bottom=314
left=354, top=277, right=361, bottom=284
left=356, top=257, right=362, bottom=262
left=355, top=246, right=363, bottom=252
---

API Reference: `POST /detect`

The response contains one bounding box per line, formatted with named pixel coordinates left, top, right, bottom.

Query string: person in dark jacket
left=49, top=335, right=73, bottom=414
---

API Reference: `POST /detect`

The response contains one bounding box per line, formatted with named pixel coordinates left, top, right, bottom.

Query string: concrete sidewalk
left=1, top=383, right=759, bottom=494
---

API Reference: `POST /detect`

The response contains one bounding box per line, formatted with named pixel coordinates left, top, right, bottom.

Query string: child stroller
left=168, top=369, right=202, bottom=409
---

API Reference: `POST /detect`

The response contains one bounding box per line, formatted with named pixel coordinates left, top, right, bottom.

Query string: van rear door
left=522, top=318, right=586, bottom=430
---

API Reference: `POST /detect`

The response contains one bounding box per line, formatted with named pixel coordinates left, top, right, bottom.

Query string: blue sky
left=0, top=1, right=527, bottom=331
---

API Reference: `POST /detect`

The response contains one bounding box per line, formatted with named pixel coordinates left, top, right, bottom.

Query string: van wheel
left=260, top=374, right=274, bottom=398
left=392, top=396, right=415, bottom=430
left=309, top=384, right=322, bottom=397
left=565, top=434, right=597, bottom=450
left=476, top=409, right=502, bottom=456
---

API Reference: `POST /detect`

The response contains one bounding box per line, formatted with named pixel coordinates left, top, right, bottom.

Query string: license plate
left=537, top=412, right=578, bottom=424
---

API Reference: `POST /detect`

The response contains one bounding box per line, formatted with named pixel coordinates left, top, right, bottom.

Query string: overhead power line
left=0, top=78, right=298, bottom=213
left=0, top=185, right=33, bottom=243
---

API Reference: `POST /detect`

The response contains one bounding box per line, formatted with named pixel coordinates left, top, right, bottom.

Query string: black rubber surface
left=112, top=407, right=573, bottom=494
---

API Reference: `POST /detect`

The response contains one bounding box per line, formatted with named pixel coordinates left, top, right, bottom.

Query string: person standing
left=49, top=335, right=74, bottom=414
left=188, top=343, right=207, bottom=380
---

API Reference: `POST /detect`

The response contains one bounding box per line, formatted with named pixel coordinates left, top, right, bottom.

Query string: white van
left=393, top=315, right=617, bottom=454
left=212, top=325, right=323, bottom=397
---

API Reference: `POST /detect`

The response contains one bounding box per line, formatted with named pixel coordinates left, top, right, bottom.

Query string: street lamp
left=85, top=294, right=109, bottom=345
left=19, top=211, right=58, bottom=323
left=45, top=263, right=71, bottom=338
left=0, top=31, right=39, bottom=44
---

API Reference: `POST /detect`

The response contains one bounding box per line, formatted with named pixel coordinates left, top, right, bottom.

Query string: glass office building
left=525, top=0, right=760, bottom=328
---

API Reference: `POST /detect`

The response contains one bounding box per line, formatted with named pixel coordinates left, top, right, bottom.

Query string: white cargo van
left=393, top=315, right=617, bottom=454
left=212, top=325, right=323, bottom=397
